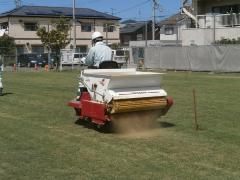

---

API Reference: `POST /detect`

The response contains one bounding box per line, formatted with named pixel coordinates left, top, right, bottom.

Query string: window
left=76, top=46, right=87, bottom=53
left=123, top=35, right=131, bottom=45
left=32, top=46, right=44, bottom=54
left=0, top=22, right=8, bottom=30
left=24, top=22, right=38, bottom=31
left=212, top=4, right=240, bottom=14
left=137, top=34, right=143, bottom=41
left=116, top=50, right=124, bottom=56
left=81, top=23, right=92, bottom=32
left=74, top=54, right=80, bottom=58
left=16, top=46, right=25, bottom=55
left=103, top=24, right=115, bottom=32
left=165, top=27, right=174, bottom=35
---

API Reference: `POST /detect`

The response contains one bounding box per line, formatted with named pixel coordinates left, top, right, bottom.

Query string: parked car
left=112, top=49, right=129, bottom=67
left=41, top=53, right=58, bottom=66
left=17, top=54, right=47, bottom=67
left=78, top=53, right=87, bottom=65
left=36, top=54, right=48, bottom=67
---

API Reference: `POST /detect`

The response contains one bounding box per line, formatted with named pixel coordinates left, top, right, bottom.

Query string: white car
left=112, top=49, right=129, bottom=67
left=80, top=56, right=86, bottom=65
left=73, top=53, right=87, bottom=65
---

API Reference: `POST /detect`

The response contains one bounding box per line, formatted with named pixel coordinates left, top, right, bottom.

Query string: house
left=159, top=10, right=192, bottom=45
left=0, top=6, right=121, bottom=54
left=120, top=20, right=160, bottom=47
left=182, top=0, right=240, bottom=45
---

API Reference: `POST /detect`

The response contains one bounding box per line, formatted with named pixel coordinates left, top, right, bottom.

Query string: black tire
left=0, top=88, right=3, bottom=96
left=97, top=121, right=114, bottom=133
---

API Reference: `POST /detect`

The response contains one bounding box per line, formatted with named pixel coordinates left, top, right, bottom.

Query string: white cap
left=91, top=31, right=103, bottom=40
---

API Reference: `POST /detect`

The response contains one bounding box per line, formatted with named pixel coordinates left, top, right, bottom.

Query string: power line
left=110, top=8, right=116, bottom=16
left=115, top=0, right=151, bottom=14
left=15, top=0, right=22, bottom=8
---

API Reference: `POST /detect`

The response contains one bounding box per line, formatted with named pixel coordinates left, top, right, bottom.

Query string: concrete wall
left=216, top=27, right=240, bottom=39
left=181, top=27, right=240, bottom=46
left=160, top=34, right=177, bottom=41
left=181, top=28, right=213, bottom=46
left=129, top=40, right=163, bottom=47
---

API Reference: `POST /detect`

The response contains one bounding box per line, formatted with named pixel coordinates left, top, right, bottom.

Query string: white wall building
left=0, top=6, right=121, bottom=54
left=181, top=0, right=240, bottom=46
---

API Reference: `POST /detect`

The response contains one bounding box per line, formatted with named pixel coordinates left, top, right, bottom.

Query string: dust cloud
left=111, top=110, right=163, bottom=138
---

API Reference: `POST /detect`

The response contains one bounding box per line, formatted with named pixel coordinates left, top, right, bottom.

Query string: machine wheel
left=96, top=121, right=113, bottom=133
left=74, top=117, right=85, bottom=125
left=0, top=88, right=3, bottom=96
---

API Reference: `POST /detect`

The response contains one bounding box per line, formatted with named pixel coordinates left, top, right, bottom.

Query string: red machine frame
left=68, top=92, right=173, bottom=126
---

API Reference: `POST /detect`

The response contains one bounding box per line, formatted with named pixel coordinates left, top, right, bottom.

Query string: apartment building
left=0, top=6, right=121, bottom=54
left=182, top=0, right=240, bottom=45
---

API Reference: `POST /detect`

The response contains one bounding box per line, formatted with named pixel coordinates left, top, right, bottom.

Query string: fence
left=197, top=13, right=240, bottom=28
left=143, top=45, right=240, bottom=72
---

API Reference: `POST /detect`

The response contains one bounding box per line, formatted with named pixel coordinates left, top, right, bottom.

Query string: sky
left=0, top=0, right=182, bottom=21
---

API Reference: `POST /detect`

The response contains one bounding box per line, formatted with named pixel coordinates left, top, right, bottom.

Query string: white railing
left=197, top=13, right=240, bottom=28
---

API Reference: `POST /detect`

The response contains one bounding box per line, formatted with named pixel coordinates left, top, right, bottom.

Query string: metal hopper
left=68, top=68, right=173, bottom=127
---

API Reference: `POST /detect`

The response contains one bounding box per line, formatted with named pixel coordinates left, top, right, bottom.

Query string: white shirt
left=85, top=42, right=112, bottom=67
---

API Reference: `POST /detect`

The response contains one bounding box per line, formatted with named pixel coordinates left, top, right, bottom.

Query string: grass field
left=0, top=70, right=240, bottom=179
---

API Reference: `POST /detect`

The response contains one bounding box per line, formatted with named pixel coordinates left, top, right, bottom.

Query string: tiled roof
left=120, top=21, right=148, bottom=34
left=159, top=6, right=192, bottom=26
left=159, top=13, right=186, bottom=26
left=121, top=19, right=137, bottom=24
left=0, top=6, right=120, bottom=20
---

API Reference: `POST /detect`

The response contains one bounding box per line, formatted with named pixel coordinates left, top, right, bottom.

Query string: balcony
left=197, top=13, right=240, bottom=28
left=181, top=13, right=240, bottom=46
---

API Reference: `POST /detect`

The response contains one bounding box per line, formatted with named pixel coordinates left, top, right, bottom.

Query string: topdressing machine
left=68, top=68, right=173, bottom=128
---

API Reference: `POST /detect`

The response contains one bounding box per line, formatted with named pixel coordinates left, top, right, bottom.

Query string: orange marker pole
left=13, top=64, right=17, bottom=72
left=34, top=64, right=38, bottom=71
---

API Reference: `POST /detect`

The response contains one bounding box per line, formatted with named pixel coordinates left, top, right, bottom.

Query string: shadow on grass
left=0, top=92, right=13, bottom=96
left=75, top=119, right=175, bottom=134
left=75, top=119, right=113, bottom=133
left=158, top=121, right=175, bottom=128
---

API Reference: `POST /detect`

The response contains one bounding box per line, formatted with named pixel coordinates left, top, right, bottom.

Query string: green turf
left=0, top=70, right=240, bottom=180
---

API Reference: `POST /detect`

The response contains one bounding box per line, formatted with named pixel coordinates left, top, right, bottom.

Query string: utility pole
left=145, top=21, right=148, bottom=47
left=73, top=0, right=76, bottom=52
left=105, top=24, right=108, bottom=45
left=110, top=8, right=116, bottom=16
left=152, top=0, right=158, bottom=40
left=15, top=0, right=22, bottom=8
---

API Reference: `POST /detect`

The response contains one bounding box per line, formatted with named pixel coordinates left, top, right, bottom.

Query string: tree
left=37, top=17, right=71, bottom=69
left=0, top=34, right=16, bottom=55
left=0, top=35, right=16, bottom=65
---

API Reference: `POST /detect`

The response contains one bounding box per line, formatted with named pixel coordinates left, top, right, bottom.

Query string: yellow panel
left=110, top=97, right=167, bottom=114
